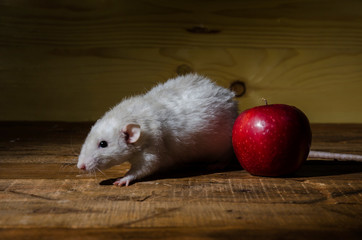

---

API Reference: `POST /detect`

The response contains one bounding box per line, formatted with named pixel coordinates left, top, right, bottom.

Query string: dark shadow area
left=293, top=160, right=362, bottom=178
left=99, top=160, right=362, bottom=185
left=99, top=160, right=242, bottom=186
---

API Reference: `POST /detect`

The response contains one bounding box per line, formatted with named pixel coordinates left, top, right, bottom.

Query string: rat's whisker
left=96, top=167, right=108, bottom=178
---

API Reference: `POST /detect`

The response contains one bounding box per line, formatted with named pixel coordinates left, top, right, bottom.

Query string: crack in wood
left=115, top=207, right=182, bottom=227
left=7, top=190, right=57, bottom=201
left=331, top=189, right=362, bottom=198
left=321, top=206, right=362, bottom=219
left=93, top=195, right=152, bottom=202
left=287, top=197, right=329, bottom=204
left=32, top=207, right=87, bottom=214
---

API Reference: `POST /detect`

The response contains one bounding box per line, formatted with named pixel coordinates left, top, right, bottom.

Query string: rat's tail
left=308, top=150, right=362, bottom=162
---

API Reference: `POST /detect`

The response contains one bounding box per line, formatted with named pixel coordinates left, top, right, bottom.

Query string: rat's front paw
left=113, top=176, right=134, bottom=187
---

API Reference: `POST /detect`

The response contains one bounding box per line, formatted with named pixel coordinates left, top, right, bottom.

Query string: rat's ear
left=122, top=124, right=141, bottom=144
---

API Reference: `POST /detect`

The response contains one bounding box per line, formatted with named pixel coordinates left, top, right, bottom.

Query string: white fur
left=77, top=74, right=238, bottom=186
left=309, top=151, right=362, bottom=161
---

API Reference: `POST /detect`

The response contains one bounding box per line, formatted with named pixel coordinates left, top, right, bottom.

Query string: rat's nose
left=78, top=163, right=86, bottom=171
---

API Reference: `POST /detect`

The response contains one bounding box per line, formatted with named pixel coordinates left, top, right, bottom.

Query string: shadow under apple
left=293, top=160, right=362, bottom=178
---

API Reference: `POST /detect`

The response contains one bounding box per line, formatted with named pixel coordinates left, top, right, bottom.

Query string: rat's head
left=77, top=117, right=141, bottom=172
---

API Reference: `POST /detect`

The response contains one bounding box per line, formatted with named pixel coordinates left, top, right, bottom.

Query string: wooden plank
left=1, top=1, right=362, bottom=122
left=1, top=1, right=362, bottom=49
left=1, top=47, right=362, bottom=122
left=0, top=178, right=361, bottom=227
left=1, top=227, right=361, bottom=240
left=0, top=173, right=361, bottom=238
left=0, top=122, right=88, bottom=164
left=311, top=124, right=362, bottom=154
left=0, top=122, right=362, bottom=239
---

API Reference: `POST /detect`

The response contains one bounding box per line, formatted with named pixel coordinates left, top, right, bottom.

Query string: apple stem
left=262, top=98, right=268, bottom=105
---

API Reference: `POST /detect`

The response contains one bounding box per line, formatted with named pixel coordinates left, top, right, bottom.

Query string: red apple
left=232, top=103, right=311, bottom=176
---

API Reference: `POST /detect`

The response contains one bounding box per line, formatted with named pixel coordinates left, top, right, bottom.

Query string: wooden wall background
left=0, top=0, right=361, bottom=123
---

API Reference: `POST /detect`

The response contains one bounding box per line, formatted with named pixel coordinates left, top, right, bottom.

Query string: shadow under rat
left=99, top=160, right=362, bottom=186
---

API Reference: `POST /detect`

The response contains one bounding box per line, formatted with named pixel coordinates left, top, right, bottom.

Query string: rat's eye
left=99, top=141, right=108, bottom=148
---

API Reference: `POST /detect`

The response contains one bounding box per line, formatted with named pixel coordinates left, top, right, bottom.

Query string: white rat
left=77, top=74, right=239, bottom=186
left=78, top=73, right=362, bottom=186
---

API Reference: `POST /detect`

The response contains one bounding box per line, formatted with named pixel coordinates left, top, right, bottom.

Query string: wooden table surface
left=0, top=122, right=361, bottom=239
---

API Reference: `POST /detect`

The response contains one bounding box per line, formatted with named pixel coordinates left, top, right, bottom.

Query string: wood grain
left=0, top=122, right=362, bottom=239
left=1, top=0, right=362, bottom=122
